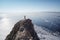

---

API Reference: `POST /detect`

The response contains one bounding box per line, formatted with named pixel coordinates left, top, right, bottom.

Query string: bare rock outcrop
left=5, top=19, right=40, bottom=40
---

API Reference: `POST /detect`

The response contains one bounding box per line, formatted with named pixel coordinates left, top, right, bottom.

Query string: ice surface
left=34, top=25, right=60, bottom=40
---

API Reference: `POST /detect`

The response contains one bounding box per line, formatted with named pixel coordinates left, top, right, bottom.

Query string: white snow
left=34, top=25, right=60, bottom=40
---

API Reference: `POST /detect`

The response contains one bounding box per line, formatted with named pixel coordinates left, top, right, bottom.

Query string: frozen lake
left=0, top=12, right=60, bottom=40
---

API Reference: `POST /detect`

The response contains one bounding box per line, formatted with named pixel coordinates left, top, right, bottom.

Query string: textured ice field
left=34, top=25, right=60, bottom=40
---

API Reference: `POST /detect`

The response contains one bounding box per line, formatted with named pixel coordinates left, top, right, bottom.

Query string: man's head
left=5, top=19, right=40, bottom=40
left=19, top=19, right=33, bottom=31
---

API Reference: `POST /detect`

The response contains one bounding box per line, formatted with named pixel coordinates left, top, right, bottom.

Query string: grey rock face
left=5, top=19, right=40, bottom=40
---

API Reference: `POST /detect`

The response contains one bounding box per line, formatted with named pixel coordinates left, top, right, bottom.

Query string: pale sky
left=0, top=0, right=60, bottom=13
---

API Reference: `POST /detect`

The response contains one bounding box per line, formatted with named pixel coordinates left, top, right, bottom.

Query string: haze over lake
left=0, top=12, right=60, bottom=40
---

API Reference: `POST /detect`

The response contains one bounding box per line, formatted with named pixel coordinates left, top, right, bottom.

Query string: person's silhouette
left=24, top=16, right=26, bottom=20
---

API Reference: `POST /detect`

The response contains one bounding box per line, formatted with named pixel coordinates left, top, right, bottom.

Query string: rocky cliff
left=5, top=19, right=40, bottom=40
